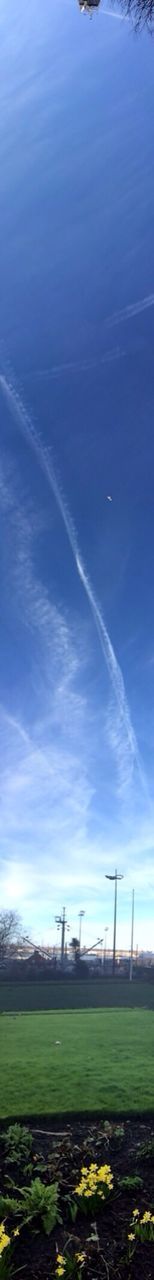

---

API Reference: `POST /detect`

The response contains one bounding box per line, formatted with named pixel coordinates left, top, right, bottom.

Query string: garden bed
left=0, top=1116, right=154, bottom=1278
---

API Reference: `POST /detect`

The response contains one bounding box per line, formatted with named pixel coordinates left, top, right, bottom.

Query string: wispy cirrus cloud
left=0, top=458, right=95, bottom=917
left=0, top=448, right=151, bottom=948
left=23, top=346, right=125, bottom=381
left=0, top=373, right=145, bottom=799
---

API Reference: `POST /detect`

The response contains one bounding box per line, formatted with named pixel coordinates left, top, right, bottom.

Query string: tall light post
left=55, top=908, right=69, bottom=965
left=78, top=910, right=85, bottom=951
left=104, top=926, right=109, bottom=971
left=105, top=870, right=123, bottom=975
left=130, top=889, right=135, bottom=982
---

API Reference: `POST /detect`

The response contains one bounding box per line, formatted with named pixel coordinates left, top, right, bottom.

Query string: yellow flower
left=141, top=1211, right=151, bottom=1224
left=132, top=1209, right=139, bottom=1218
left=0, top=1229, right=10, bottom=1254
left=14, top=1227, right=20, bottom=1238
left=97, top=1164, right=112, bottom=1182
left=75, top=1162, right=113, bottom=1203
left=128, top=1232, right=135, bottom=1242
left=76, top=1253, right=86, bottom=1264
left=56, top=1263, right=66, bottom=1279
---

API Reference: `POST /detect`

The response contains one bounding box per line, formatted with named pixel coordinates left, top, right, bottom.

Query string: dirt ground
left=1, top=1116, right=154, bottom=1278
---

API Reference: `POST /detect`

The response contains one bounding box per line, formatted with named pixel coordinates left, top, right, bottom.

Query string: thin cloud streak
left=0, top=371, right=145, bottom=794
left=100, top=7, right=129, bottom=17
left=0, top=461, right=93, bottom=852
left=106, top=292, right=154, bottom=328
left=23, top=347, right=125, bottom=381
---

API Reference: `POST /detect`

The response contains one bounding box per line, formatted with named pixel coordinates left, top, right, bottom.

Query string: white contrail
left=23, top=346, right=124, bottom=383
left=0, top=371, right=144, bottom=790
left=106, top=293, right=154, bottom=328
left=0, top=374, right=77, bottom=558
left=100, top=7, right=129, bottom=17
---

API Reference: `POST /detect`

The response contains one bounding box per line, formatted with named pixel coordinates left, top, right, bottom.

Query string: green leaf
left=67, top=1197, right=78, bottom=1222
left=119, top=1174, right=143, bottom=1190
left=0, top=1250, right=14, bottom=1280
left=4, top=1124, right=32, bottom=1169
left=0, top=1192, right=20, bottom=1216
left=33, top=1159, right=46, bottom=1173
left=114, top=1126, right=124, bottom=1140
left=0, top=1177, right=59, bottom=1236
left=19, top=1176, right=59, bottom=1234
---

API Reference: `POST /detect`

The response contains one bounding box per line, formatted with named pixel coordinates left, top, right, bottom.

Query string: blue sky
left=0, top=0, right=154, bottom=952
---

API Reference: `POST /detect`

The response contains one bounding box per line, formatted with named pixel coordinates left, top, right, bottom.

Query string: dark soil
left=1, top=1117, right=154, bottom=1279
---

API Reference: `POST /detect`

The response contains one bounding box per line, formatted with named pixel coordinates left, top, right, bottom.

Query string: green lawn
left=0, top=1008, right=154, bottom=1118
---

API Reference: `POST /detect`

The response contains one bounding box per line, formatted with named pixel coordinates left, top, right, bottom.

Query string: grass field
left=0, top=977, right=154, bottom=1011
left=0, top=1007, right=154, bottom=1118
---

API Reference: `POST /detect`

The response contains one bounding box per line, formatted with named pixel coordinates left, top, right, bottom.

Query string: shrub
left=0, top=1195, right=19, bottom=1218
left=2, top=1124, right=33, bottom=1174
left=55, top=1250, right=86, bottom=1277
left=18, top=1176, right=60, bottom=1234
left=136, top=1138, right=154, bottom=1161
left=0, top=1178, right=60, bottom=1236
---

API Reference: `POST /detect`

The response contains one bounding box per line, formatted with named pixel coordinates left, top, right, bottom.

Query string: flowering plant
left=0, top=1224, right=10, bottom=1257
left=128, top=1207, right=154, bottom=1244
left=74, top=1162, right=113, bottom=1211
left=55, top=1250, right=86, bottom=1277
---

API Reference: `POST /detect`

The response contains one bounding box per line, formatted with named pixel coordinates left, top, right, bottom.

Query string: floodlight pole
left=55, top=907, right=66, bottom=965
left=104, top=926, right=109, bottom=971
left=130, top=889, right=134, bottom=982
left=105, top=870, right=123, bottom=975
left=79, top=910, right=85, bottom=951
left=61, top=906, right=65, bottom=964
left=113, top=873, right=117, bottom=974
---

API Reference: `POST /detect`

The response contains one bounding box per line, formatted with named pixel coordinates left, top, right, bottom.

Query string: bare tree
left=126, top=0, right=154, bottom=27
left=70, top=937, right=80, bottom=964
left=0, top=910, right=21, bottom=963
